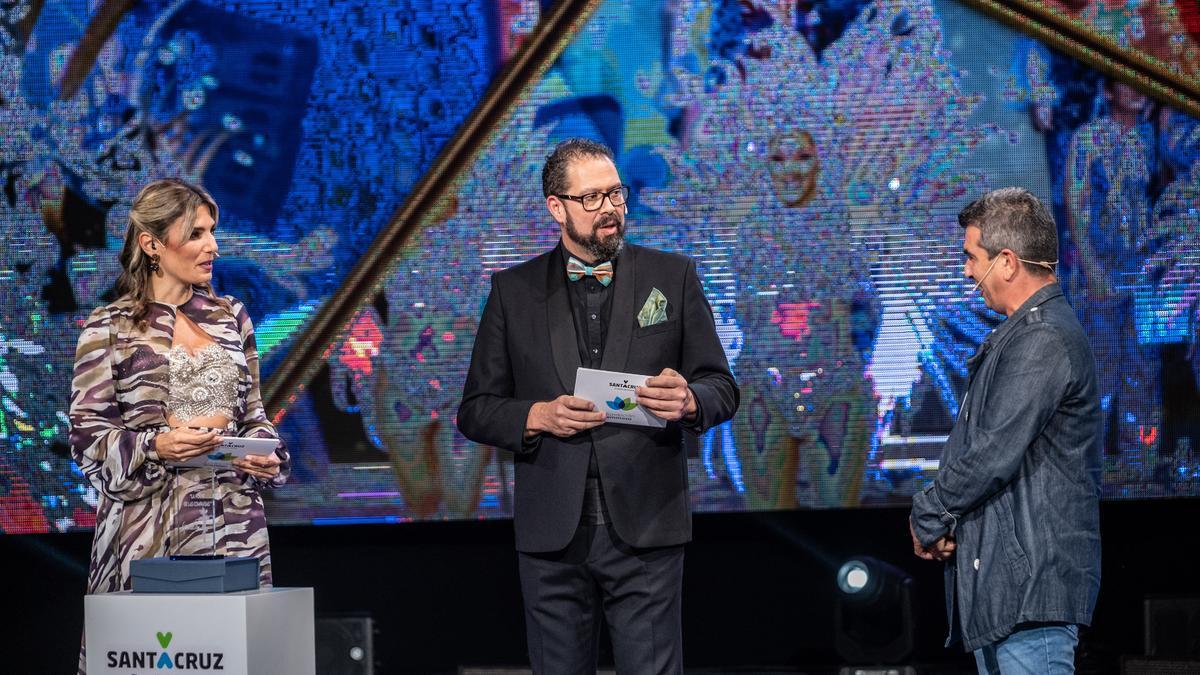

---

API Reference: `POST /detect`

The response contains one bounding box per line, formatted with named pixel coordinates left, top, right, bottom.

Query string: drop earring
left=148, top=253, right=161, bottom=273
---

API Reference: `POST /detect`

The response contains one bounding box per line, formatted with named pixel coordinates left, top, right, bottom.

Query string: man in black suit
left=458, top=138, right=739, bottom=674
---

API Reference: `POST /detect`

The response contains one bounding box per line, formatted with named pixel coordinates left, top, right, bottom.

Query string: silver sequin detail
left=167, top=344, right=239, bottom=421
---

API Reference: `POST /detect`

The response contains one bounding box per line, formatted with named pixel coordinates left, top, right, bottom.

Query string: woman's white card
left=165, top=436, right=280, bottom=469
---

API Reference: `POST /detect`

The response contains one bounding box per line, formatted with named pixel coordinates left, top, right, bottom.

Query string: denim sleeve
left=911, top=325, right=1070, bottom=546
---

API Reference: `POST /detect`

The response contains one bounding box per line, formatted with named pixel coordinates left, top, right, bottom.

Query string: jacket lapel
left=547, top=246, right=581, bottom=392
left=600, top=244, right=635, bottom=373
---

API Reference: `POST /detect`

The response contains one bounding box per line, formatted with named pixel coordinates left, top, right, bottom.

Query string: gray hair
left=542, top=138, right=614, bottom=197
left=958, top=187, right=1058, bottom=276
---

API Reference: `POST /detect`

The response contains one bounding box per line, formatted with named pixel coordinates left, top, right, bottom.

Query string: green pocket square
left=637, top=288, right=669, bottom=328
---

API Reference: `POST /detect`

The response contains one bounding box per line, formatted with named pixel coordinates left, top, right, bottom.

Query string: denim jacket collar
left=983, top=282, right=1063, bottom=345
left=993, top=282, right=1063, bottom=341
left=967, top=283, right=1063, bottom=381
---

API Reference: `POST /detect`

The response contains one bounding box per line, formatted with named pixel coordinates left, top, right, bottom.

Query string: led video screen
left=1, top=0, right=1197, bottom=532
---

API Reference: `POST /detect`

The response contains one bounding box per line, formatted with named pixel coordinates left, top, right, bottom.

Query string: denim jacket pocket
left=998, top=491, right=1032, bottom=584
left=958, top=490, right=1031, bottom=641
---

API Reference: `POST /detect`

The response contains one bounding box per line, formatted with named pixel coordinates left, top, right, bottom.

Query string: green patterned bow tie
left=566, top=257, right=614, bottom=286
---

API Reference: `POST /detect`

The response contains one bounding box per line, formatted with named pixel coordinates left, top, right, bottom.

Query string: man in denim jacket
left=910, top=188, right=1102, bottom=673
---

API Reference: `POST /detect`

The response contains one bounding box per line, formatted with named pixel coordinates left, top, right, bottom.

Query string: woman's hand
left=153, top=428, right=221, bottom=462
left=233, top=452, right=282, bottom=481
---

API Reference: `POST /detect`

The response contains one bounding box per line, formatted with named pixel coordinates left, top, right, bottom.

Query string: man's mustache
left=595, top=213, right=622, bottom=231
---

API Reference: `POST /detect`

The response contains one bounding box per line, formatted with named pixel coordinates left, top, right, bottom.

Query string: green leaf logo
left=156, top=631, right=173, bottom=649
left=606, top=396, right=638, bottom=411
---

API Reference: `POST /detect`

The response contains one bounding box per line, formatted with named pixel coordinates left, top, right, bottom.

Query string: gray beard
left=566, top=213, right=625, bottom=262
left=583, top=234, right=624, bottom=262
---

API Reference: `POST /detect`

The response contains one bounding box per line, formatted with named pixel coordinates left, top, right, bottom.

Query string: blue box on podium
left=131, top=555, right=260, bottom=593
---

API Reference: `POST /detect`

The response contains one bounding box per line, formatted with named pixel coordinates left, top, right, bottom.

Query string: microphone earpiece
left=970, top=257, right=1000, bottom=294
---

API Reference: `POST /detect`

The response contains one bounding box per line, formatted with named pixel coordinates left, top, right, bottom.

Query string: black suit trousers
left=518, top=520, right=684, bottom=675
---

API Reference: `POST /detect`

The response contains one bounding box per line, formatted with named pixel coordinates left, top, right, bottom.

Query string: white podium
left=85, top=587, right=314, bottom=674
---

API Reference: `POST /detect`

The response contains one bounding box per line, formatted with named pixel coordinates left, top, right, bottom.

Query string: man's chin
left=590, top=235, right=624, bottom=261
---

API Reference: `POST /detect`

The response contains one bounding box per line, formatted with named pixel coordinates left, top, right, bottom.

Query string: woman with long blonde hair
left=69, top=178, right=289, bottom=673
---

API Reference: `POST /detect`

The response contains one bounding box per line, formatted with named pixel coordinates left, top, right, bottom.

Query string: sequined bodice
left=166, top=344, right=239, bottom=422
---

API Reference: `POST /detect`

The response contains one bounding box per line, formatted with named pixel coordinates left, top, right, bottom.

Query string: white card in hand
left=573, top=367, right=668, bottom=428
left=166, top=436, right=280, bottom=469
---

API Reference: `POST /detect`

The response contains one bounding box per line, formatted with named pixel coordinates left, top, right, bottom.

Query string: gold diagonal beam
left=958, top=0, right=1200, bottom=119
left=263, top=0, right=602, bottom=415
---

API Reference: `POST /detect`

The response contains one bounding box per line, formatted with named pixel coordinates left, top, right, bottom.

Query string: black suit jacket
left=458, top=243, right=739, bottom=552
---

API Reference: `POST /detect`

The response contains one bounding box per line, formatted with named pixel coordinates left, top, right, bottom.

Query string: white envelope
left=573, top=367, right=668, bottom=428
left=165, top=436, right=280, bottom=469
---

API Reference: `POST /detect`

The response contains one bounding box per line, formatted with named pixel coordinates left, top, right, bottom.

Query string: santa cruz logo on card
left=105, top=630, right=225, bottom=670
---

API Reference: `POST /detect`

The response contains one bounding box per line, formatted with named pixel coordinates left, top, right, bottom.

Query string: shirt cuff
left=519, top=430, right=543, bottom=454
left=911, top=482, right=957, bottom=546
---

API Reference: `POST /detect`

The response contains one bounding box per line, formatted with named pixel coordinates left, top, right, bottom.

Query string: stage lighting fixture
left=834, top=556, right=916, bottom=666
left=316, top=613, right=377, bottom=675
left=837, top=559, right=875, bottom=598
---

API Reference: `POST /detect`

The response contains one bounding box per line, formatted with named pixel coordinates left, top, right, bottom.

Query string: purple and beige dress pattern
left=69, top=290, right=289, bottom=599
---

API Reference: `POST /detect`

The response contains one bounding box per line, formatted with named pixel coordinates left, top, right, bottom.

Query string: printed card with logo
left=165, top=436, right=281, bottom=469
left=573, top=367, right=668, bottom=428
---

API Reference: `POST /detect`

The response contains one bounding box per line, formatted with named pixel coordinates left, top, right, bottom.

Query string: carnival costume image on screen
left=2, top=0, right=1199, bottom=533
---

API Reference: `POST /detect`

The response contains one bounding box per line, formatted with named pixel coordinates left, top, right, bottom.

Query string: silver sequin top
left=167, top=344, right=239, bottom=422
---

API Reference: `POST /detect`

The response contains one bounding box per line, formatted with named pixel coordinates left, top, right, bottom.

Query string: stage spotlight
left=837, top=559, right=874, bottom=598
left=834, top=556, right=916, bottom=666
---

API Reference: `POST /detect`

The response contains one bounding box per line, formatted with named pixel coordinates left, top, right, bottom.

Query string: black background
left=5, top=498, right=1197, bottom=673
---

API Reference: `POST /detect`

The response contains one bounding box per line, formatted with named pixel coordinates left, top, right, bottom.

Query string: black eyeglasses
left=555, top=185, right=630, bottom=212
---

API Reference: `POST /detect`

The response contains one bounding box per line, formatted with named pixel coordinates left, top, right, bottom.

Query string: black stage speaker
left=316, top=614, right=375, bottom=675
left=1145, top=596, right=1200, bottom=659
